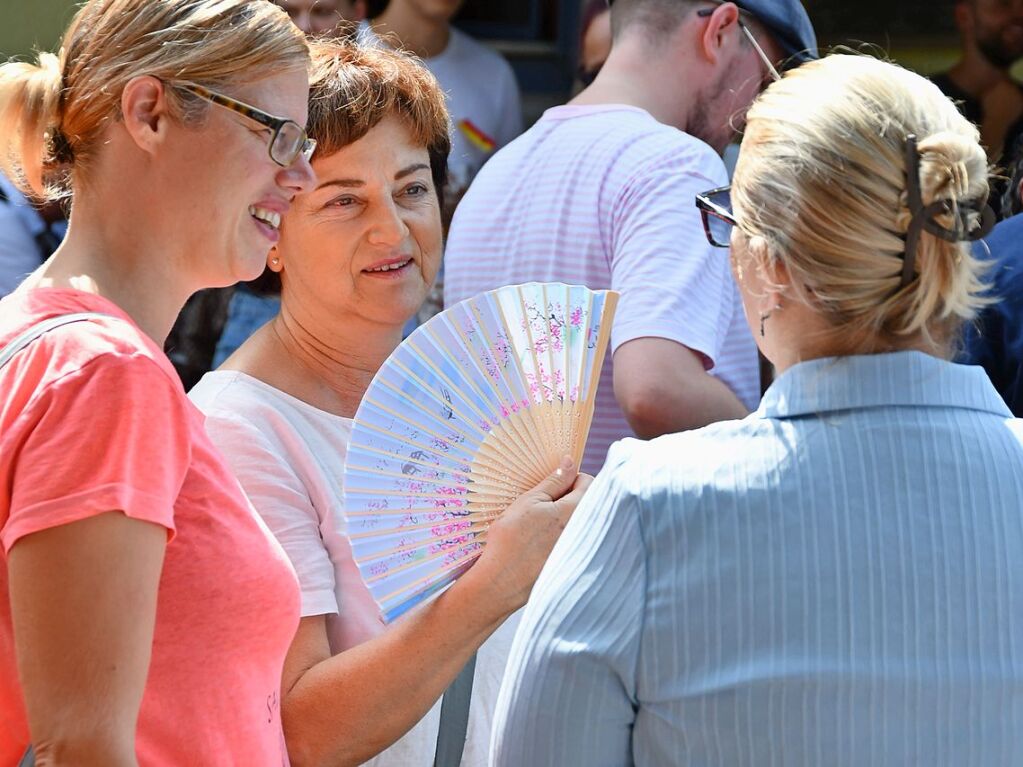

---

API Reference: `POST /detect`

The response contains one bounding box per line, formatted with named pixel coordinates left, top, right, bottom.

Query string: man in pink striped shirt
left=444, top=0, right=817, bottom=474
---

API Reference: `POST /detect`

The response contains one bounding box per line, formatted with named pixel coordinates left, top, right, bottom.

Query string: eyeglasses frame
left=695, top=4, right=783, bottom=83
left=695, top=185, right=737, bottom=248
left=177, top=82, right=317, bottom=167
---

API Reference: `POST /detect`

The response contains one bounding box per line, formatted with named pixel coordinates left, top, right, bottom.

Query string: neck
left=947, top=45, right=1013, bottom=96
left=373, top=4, right=451, bottom=58
left=570, top=39, right=692, bottom=131
left=256, top=299, right=403, bottom=418
left=27, top=192, right=194, bottom=345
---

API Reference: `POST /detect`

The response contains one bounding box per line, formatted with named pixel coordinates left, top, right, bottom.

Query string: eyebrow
left=314, top=163, right=432, bottom=191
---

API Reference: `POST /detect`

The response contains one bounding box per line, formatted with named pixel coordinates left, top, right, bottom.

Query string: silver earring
left=270, top=256, right=280, bottom=267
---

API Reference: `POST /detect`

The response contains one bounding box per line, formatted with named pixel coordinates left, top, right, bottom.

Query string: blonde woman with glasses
left=0, top=1, right=318, bottom=764
left=492, top=54, right=1022, bottom=766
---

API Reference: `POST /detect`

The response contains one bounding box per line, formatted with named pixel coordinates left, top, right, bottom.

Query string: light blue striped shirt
left=492, top=351, right=1023, bottom=766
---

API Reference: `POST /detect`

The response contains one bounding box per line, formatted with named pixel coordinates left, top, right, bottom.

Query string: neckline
left=200, top=369, right=356, bottom=426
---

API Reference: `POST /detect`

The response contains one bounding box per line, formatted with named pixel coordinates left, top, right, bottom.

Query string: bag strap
left=17, top=746, right=34, bottom=767
left=0, top=312, right=113, bottom=372
left=432, top=652, right=477, bottom=767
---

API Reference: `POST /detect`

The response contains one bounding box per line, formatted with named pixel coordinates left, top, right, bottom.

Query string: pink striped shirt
left=444, top=105, right=759, bottom=474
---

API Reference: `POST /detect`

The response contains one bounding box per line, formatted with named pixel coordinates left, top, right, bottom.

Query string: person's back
left=578, top=352, right=1023, bottom=766
left=491, top=53, right=1018, bottom=766
left=444, top=105, right=756, bottom=473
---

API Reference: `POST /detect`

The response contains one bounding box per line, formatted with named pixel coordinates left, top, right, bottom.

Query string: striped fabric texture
left=491, top=351, right=1023, bottom=766
left=444, top=105, right=759, bottom=475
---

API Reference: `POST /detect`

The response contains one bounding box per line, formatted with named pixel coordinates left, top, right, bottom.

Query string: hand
left=470, top=456, right=593, bottom=614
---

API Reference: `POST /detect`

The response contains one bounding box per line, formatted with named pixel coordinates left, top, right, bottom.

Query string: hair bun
left=914, top=131, right=988, bottom=208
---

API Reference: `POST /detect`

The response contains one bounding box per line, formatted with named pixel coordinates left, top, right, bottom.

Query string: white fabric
left=357, top=22, right=523, bottom=191
left=443, top=105, right=760, bottom=474
left=190, top=370, right=519, bottom=767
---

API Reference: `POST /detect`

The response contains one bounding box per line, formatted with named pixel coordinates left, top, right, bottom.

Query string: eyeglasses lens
left=271, top=122, right=304, bottom=166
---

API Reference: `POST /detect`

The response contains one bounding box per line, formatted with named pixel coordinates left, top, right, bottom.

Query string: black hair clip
left=901, top=134, right=996, bottom=288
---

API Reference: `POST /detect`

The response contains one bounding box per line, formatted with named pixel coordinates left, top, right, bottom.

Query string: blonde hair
left=732, top=54, right=991, bottom=354
left=0, top=0, right=309, bottom=199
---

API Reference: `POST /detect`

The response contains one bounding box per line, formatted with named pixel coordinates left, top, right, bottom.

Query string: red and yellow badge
left=458, top=119, right=496, bottom=153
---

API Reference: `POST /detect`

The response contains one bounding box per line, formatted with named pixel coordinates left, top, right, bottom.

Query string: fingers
left=529, top=455, right=577, bottom=502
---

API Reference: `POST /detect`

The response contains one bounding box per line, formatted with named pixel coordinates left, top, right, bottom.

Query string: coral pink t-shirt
left=0, top=288, right=300, bottom=766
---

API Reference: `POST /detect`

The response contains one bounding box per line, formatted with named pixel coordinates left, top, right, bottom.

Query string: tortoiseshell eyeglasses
left=178, top=82, right=316, bottom=167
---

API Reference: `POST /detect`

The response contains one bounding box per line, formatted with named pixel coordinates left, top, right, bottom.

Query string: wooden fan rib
left=471, top=294, right=554, bottom=468
left=348, top=513, right=499, bottom=541
left=372, top=542, right=486, bottom=604
left=376, top=375, right=490, bottom=445
left=363, top=533, right=484, bottom=586
left=405, top=330, right=544, bottom=482
left=362, top=396, right=484, bottom=452
left=346, top=440, right=471, bottom=479
left=428, top=307, right=547, bottom=468
left=575, top=290, right=619, bottom=468
left=353, top=418, right=475, bottom=465
left=391, top=351, right=496, bottom=429
left=353, top=521, right=494, bottom=565
left=345, top=501, right=508, bottom=518
left=507, top=287, right=556, bottom=459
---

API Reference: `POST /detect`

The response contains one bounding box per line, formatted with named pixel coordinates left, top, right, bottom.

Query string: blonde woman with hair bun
left=489, top=54, right=1023, bottom=766
left=0, top=1, right=318, bottom=764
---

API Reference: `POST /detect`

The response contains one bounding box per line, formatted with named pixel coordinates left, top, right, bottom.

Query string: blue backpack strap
left=0, top=312, right=114, bottom=371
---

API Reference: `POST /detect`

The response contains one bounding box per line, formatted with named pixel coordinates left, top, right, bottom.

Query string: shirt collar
left=757, top=350, right=1012, bottom=420
left=0, top=174, right=50, bottom=238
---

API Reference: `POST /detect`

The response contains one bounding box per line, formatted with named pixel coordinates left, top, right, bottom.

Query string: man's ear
left=120, top=75, right=172, bottom=157
left=697, top=2, right=742, bottom=67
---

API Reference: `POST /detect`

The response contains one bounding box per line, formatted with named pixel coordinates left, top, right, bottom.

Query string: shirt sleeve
left=490, top=445, right=646, bottom=766
left=609, top=149, right=733, bottom=366
left=201, top=410, right=339, bottom=618
left=1, top=354, right=188, bottom=552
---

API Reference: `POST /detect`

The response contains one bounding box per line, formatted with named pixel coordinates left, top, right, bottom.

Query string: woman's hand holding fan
left=466, top=456, right=593, bottom=614
left=343, top=282, right=618, bottom=622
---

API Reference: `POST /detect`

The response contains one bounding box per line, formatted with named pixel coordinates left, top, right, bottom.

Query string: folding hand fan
left=342, top=282, right=619, bottom=623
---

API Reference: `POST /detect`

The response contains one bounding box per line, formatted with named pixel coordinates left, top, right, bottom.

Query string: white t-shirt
left=189, top=370, right=519, bottom=767
left=357, top=21, right=523, bottom=191
left=443, top=105, right=760, bottom=475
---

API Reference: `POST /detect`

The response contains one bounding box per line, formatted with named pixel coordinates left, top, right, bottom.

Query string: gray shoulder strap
left=433, top=651, right=477, bottom=767
left=0, top=312, right=113, bottom=371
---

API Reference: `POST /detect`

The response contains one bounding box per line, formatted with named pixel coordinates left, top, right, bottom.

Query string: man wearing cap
left=443, top=0, right=815, bottom=477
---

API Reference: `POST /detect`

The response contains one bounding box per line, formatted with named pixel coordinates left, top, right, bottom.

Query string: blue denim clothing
left=493, top=351, right=1023, bottom=767
left=961, top=213, right=1023, bottom=416
left=213, top=286, right=280, bottom=368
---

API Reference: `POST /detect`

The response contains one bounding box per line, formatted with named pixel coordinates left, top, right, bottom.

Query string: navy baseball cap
left=607, top=0, right=818, bottom=66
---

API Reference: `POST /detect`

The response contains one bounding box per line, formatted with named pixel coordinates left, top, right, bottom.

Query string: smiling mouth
left=365, top=258, right=412, bottom=273
left=249, top=205, right=281, bottom=230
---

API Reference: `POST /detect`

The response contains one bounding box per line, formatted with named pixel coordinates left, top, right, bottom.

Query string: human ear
left=697, top=2, right=742, bottom=66
left=746, top=234, right=790, bottom=310
left=120, top=76, right=171, bottom=156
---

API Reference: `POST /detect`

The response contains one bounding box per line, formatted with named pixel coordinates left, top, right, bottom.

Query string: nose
left=367, top=198, right=410, bottom=247
left=278, top=153, right=317, bottom=196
